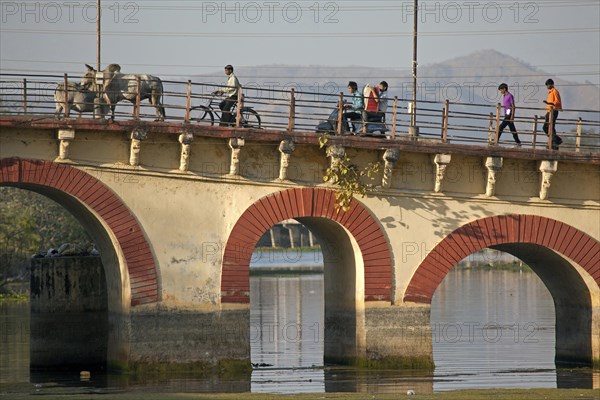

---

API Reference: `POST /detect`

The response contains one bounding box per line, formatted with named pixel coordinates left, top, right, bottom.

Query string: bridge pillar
left=178, top=130, right=194, bottom=172
left=228, top=138, right=244, bottom=175
left=128, top=306, right=251, bottom=371
left=382, top=149, right=400, bottom=189
left=56, top=129, right=75, bottom=161
left=433, top=154, right=452, bottom=193
left=30, top=256, right=108, bottom=370
left=363, top=303, right=434, bottom=369
left=539, top=160, right=558, bottom=200
left=484, top=156, right=503, bottom=196
left=278, top=140, right=295, bottom=181
left=129, top=127, right=147, bottom=166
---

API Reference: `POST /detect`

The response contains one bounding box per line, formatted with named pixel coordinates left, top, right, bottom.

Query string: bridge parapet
left=1, top=72, right=599, bottom=153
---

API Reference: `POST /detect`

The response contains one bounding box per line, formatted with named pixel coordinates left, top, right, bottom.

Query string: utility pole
left=94, top=0, right=102, bottom=118
left=96, top=0, right=101, bottom=72
left=409, top=0, right=419, bottom=137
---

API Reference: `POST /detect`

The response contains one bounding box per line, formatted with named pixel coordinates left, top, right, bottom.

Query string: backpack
left=363, top=84, right=379, bottom=112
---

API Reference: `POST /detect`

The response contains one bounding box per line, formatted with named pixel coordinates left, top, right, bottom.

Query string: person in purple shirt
left=497, top=83, right=522, bottom=147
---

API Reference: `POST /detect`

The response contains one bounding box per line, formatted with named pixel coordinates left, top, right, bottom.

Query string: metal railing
left=1, top=73, right=599, bottom=153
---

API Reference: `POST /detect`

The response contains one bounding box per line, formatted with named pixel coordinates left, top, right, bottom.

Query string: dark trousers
left=219, top=95, right=236, bottom=126
left=343, top=111, right=362, bottom=132
left=498, top=115, right=521, bottom=144
left=543, top=110, right=561, bottom=145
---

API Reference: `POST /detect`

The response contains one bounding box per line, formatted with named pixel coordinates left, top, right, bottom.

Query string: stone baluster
left=433, top=154, right=451, bottom=193
left=129, top=127, right=147, bottom=166
left=381, top=149, right=400, bottom=189
left=178, top=131, right=194, bottom=172
left=539, top=160, right=558, bottom=200
left=56, top=129, right=75, bottom=161
left=278, top=140, right=295, bottom=181
left=326, top=144, right=345, bottom=170
left=228, top=138, right=244, bottom=175
left=484, top=156, right=503, bottom=197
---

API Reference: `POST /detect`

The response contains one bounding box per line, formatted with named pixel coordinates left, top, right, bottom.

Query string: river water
left=1, top=251, right=598, bottom=395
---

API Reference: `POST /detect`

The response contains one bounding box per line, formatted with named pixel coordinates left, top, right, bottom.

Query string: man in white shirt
left=213, top=64, right=241, bottom=126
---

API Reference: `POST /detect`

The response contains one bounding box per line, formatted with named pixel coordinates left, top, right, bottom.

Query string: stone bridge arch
left=221, top=187, right=393, bottom=303
left=220, top=187, right=393, bottom=364
left=0, top=158, right=159, bottom=308
left=404, top=214, right=600, bottom=367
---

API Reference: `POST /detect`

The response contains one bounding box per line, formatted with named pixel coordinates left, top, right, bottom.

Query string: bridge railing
left=1, top=73, right=599, bottom=154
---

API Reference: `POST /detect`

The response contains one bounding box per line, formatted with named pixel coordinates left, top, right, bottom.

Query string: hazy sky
left=1, top=0, right=599, bottom=84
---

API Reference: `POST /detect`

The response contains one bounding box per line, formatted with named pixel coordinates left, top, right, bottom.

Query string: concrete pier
left=30, top=257, right=108, bottom=370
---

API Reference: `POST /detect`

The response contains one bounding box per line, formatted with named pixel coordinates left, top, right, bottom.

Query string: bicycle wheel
left=190, top=106, right=214, bottom=126
left=240, top=107, right=261, bottom=129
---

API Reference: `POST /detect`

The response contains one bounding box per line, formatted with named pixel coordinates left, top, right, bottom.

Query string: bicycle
left=191, top=95, right=261, bottom=128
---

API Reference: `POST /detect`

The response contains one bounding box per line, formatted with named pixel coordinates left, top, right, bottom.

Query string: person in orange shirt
left=542, top=79, right=563, bottom=150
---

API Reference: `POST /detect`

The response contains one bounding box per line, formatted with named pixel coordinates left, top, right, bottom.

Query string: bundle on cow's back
left=82, top=64, right=166, bottom=121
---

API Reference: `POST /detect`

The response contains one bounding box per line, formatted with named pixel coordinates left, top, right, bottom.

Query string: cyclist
left=212, top=64, right=241, bottom=126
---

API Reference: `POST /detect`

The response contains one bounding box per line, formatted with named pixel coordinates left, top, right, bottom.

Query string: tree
left=0, top=187, right=90, bottom=293
left=319, top=135, right=381, bottom=211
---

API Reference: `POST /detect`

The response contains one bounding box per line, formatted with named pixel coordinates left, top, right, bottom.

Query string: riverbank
left=0, top=292, right=28, bottom=302
left=1, top=388, right=597, bottom=399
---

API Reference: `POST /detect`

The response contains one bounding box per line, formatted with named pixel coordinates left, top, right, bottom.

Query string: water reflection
left=250, top=273, right=324, bottom=392
left=0, top=302, right=29, bottom=385
left=431, top=269, right=557, bottom=390
left=1, top=258, right=598, bottom=394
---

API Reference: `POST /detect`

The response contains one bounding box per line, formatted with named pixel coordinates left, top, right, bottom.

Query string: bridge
left=0, top=73, right=599, bottom=372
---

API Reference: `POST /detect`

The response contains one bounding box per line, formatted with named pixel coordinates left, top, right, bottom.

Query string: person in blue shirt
left=342, top=81, right=364, bottom=133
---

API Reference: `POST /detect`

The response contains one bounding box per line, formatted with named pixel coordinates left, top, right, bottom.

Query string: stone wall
left=30, top=256, right=108, bottom=370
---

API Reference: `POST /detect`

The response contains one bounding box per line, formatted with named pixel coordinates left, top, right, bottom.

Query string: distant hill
left=210, top=49, right=598, bottom=113
left=171, top=50, right=597, bottom=134
left=415, top=49, right=599, bottom=112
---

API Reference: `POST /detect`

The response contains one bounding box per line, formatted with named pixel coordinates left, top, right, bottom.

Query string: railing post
left=576, top=117, right=582, bottom=152
left=22, top=78, right=27, bottom=114
left=487, top=112, right=493, bottom=143
left=236, top=90, right=243, bottom=127
left=441, top=99, right=449, bottom=143
left=532, top=115, right=538, bottom=149
left=185, top=80, right=192, bottom=123
left=288, top=88, right=296, bottom=131
left=494, top=102, right=501, bottom=145
left=135, top=76, right=141, bottom=119
left=63, top=73, right=70, bottom=118
left=336, top=92, right=344, bottom=136
left=361, top=110, right=367, bottom=134
left=547, top=106, right=554, bottom=149
left=390, top=96, right=398, bottom=140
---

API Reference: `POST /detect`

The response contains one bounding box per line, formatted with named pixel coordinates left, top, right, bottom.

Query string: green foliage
left=319, top=134, right=381, bottom=211
left=0, top=187, right=89, bottom=292
left=0, top=292, right=29, bottom=303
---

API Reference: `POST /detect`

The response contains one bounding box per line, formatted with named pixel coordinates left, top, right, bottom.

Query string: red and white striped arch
left=0, top=158, right=158, bottom=306
left=221, top=187, right=393, bottom=303
left=404, top=214, right=600, bottom=304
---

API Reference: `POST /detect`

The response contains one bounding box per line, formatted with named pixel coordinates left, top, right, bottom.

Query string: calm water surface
left=1, top=252, right=597, bottom=395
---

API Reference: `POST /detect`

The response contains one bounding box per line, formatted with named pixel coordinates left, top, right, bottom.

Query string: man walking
left=497, top=83, right=522, bottom=147
left=542, top=78, right=563, bottom=150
